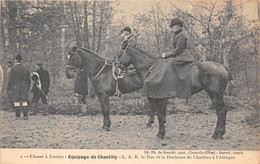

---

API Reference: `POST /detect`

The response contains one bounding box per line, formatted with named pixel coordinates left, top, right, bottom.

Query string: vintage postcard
left=0, top=0, right=259, bottom=163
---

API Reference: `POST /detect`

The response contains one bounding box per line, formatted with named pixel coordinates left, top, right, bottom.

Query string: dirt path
left=0, top=109, right=258, bottom=150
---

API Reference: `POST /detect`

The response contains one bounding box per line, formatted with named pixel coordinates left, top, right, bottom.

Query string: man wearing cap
left=7, top=55, right=31, bottom=120
left=162, top=18, right=194, bottom=62
left=119, top=27, right=134, bottom=56
left=31, top=62, right=50, bottom=115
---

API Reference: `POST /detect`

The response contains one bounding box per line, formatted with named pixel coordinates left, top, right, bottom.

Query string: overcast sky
left=112, top=0, right=258, bottom=26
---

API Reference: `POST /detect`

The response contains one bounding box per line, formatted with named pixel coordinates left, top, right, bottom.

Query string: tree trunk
left=7, top=1, right=18, bottom=56
left=74, top=1, right=82, bottom=46
left=258, top=0, right=260, bottom=21
left=244, top=63, right=249, bottom=92
left=92, top=1, right=96, bottom=51
left=153, top=10, right=160, bottom=54
left=96, top=2, right=104, bottom=54
left=0, top=1, right=7, bottom=60
left=83, top=1, right=90, bottom=49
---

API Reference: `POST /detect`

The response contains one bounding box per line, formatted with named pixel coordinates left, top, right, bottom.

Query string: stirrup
left=114, top=90, right=121, bottom=97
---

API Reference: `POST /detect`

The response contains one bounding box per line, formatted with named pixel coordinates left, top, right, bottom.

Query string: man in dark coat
left=119, top=27, right=134, bottom=55
left=7, top=55, right=31, bottom=120
left=74, top=70, right=88, bottom=117
left=162, top=18, right=194, bottom=61
left=31, top=62, right=50, bottom=115
left=6, top=60, right=14, bottom=110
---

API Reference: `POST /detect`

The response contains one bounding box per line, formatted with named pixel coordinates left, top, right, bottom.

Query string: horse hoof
left=156, top=133, right=164, bottom=139
left=212, top=132, right=223, bottom=140
left=102, top=126, right=110, bottom=131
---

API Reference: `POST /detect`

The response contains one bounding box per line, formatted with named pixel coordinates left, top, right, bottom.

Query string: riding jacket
left=164, top=29, right=194, bottom=62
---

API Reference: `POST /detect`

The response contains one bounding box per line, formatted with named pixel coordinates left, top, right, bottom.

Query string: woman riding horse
left=162, top=18, right=194, bottom=62
left=116, top=20, right=229, bottom=140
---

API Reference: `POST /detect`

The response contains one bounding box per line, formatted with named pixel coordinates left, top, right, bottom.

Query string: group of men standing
left=6, top=54, right=50, bottom=120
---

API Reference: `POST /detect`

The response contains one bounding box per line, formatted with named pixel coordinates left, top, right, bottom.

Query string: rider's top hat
left=169, top=18, right=183, bottom=27
left=121, top=27, right=131, bottom=34
left=15, top=54, right=22, bottom=62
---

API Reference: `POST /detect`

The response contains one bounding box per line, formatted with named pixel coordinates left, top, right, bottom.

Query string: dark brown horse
left=65, top=46, right=143, bottom=131
left=117, top=46, right=229, bottom=139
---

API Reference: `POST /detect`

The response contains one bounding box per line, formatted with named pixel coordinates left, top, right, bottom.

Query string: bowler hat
left=7, top=60, right=13, bottom=67
left=169, top=18, right=183, bottom=27
left=15, top=54, right=22, bottom=62
left=121, top=27, right=131, bottom=34
left=36, top=62, right=43, bottom=66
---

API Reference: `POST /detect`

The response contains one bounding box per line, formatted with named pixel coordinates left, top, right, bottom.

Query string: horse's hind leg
left=97, top=93, right=111, bottom=131
left=208, top=92, right=227, bottom=139
left=146, top=100, right=155, bottom=128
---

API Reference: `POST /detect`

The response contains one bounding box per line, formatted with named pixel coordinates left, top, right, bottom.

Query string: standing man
left=6, top=60, right=14, bottom=111
left=74, top=70, right=88, bottom=117
left=7, top=55, right=31, bottom=120
left=31, top=62, right=50, bottom=115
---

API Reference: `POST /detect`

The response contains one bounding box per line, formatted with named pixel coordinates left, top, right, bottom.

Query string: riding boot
left=31, top=103, right=38, bottom=115
left=114, top=80, right=121, bottom=97
left=43, top=104, right=48, bottom=116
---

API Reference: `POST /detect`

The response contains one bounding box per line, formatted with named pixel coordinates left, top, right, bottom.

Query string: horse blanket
left=143, top=58, right=192, bottom=99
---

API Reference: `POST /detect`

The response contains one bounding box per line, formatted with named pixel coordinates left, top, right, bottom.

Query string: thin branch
left=207, top=0, right=217, bottom=52
left=154, top=0, right=170, bottom=23
left=190, top=3, right=210, bottom=11
left=232, top=0, right=249, bottom=8
left=184, top=28, right=211, bottom=51
left=208, top=0, right=217, bottom=25
left=168, top=0, right=208, bottom=31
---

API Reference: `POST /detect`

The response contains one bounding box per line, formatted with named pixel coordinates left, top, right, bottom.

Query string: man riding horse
left=119, top=27, right=134, bottom=55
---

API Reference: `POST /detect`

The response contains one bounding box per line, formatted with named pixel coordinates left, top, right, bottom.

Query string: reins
left=94, top=60, right=109, bottom=80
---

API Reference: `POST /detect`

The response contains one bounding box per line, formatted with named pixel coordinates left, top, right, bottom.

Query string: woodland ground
left=0, top=79, right=259, bottom=150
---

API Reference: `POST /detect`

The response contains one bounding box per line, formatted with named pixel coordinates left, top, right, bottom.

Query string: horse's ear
left=68, top=41, right=77, bottom=52
left=71, top=46, right=77, bottom=52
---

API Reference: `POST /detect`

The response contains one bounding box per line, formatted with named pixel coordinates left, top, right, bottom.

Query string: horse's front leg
left=146, top=100, right=155, bottom=128
left=97, top=93, right=111, bottom=131
left=149, top=98, right=166, bottom=139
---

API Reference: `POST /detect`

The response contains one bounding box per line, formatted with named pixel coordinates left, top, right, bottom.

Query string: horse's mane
left=129, top=46, right=157, bottom=60
left=77, top=47, right=104, bottom=60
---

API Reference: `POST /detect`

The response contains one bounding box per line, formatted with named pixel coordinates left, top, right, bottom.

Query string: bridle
left=65, top=48, right=110, bottom=80
left=65, top=50, right=86, bottom=78
left=117, top=46, right=155, bottom=75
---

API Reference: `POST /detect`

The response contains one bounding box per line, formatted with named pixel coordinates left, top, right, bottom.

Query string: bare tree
left=83, top=1, right=90, bottom=49
left=92, top=1, right=96, bottom=51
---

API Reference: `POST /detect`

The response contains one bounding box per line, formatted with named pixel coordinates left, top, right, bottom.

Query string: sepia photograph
left=0, top=0, right=259, bottom=163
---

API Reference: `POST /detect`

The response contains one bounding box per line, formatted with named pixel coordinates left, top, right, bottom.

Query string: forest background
left=0, top=0, right=258, bottom=125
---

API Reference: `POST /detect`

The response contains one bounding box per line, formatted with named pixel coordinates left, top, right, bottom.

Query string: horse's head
left=65, top=43, right=84, bottom=79
left=116, top=47, right=134, bottom=68
left=117, top=46, right=156, bottom=71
